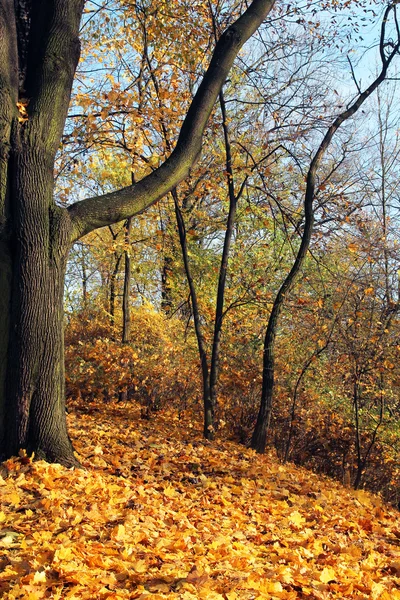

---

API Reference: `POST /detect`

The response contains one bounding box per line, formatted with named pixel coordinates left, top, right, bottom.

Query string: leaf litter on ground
left=1, top=401, right=400, bottom=599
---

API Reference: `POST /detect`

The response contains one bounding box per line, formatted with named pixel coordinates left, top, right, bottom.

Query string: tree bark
left=0, top=0, right=18, bottom=453
left=5, top=195, right=76, bottom=464
left=119, top=217, right=132, bottom=403
left=110, top=252, right=122, bottom=325
left=0, top=0, right=84, bottom=464
left=209, top=89, right=243, bottom=413
left=161, top=253, right=174, bottom=314
left=122, top=218, right=132, bottom=344
left=173, top=191, right=213, bottom=437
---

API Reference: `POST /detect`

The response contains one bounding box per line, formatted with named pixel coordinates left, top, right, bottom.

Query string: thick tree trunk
left=5, top=253, right=77, bottom=464
left=4, top=144, right=78, bottom=465
left=0, top=244, right=11, bottom=447
left=0, top=0, right=18, bottom=455
left=0, top=0, right=84, bottom=464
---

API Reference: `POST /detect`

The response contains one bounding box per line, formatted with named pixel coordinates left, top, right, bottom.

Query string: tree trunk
left=0, top=0, right=84, bottom=464
left=119, top=217, right=132, bottom=403
left=161, top=253, right=173, bottom=314
left=173, top=191, right=213, bottom=438
left=4, top=146, right=78, bottom=465
left=122, top=218, right=132, bottom=344
left=80, top=244, right=89, bottom=309
left=0, top=244, right=11, bottom=448
left=109, top=252, right=122, bottom=325
left=0, top=0, right=18, bottom=457
left=209, top=89, right=240, bottom=413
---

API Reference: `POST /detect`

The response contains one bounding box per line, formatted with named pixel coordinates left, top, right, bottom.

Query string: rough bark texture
left=5, top=140, right=74, bottom=462
left=1, top=0, right=84, bottom=464
left=0, top=0, right=18, bottom=451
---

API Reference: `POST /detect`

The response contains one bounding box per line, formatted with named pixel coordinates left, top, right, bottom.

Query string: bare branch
left=347, top=55, right=361, bottom=95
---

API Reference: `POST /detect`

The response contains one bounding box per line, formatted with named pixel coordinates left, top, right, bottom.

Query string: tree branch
left=67, top=0, right=275, bottom=242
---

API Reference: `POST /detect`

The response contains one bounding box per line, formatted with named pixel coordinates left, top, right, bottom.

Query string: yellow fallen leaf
left=289, top=510, right=306, bottom=527
left=371, top=582, right=390, bottom=600
left=0, top=535, right=15, bottom=547
left=8, top=491, right=20, bottom=506
left=33, top=570, right=47, bottom=583
left=163, top=485, right=178, bottom=498
left=260, top=580, right=283, bottom=593
left=132, top=559, right=147, bottom=573
left=320, top=566, right=336, bottom=583
left=53, top=546, right=74, bottom=562
left=113, top=523, right=126, bottom=541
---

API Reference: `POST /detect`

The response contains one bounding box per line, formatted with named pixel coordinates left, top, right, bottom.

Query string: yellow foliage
left=1, top=403, right=400, bottom=599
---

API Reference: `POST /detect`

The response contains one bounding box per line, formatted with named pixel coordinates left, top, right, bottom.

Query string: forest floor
left=1, top=401, right=400, bottom=600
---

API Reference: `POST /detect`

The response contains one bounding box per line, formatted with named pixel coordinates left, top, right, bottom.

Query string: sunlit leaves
left=1, top=403, right=400, bottom=598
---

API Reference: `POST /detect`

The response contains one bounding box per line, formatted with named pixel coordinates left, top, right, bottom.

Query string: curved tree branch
left=67, top=0, right=275, bottom=242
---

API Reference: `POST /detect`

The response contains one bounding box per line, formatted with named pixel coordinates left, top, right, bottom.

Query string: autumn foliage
left=65, top=305, right=199, bottom=412
left=61, top=297, right=400, bottom=508
left=1, top=401, right=400, bottom=599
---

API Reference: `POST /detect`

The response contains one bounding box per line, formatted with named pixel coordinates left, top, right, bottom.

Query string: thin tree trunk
left=353, top=372, right=385, bottom=490
left=209, top=90, right=240, bottom=412
left=377, top=90, right=392, bottom=305
left=110, top=252, right=122, bottom=326
left=161, top=253, right=173, bottom=314
left=122, top=218, right=132, bottom=344
left=173, top=190, right=213, bottom=437
left=251, top=201, right=314, bottom=452
left=353, top=378, right=363, bottom=489
left=146, top=46, right=214, bottom=433
left=80, top=245, right=89, bottom=309
left=119, top=217, right=132, bottom=402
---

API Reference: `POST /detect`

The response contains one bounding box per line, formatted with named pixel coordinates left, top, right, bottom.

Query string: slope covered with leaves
left=1, top=402, right=400, bottom=600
